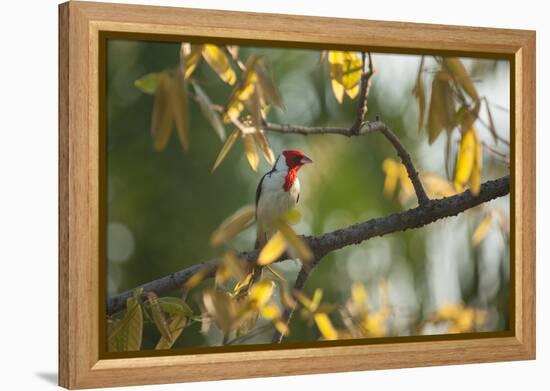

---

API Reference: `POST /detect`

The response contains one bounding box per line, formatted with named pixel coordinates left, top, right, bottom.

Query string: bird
left=255, top=149, right=313, bottom=250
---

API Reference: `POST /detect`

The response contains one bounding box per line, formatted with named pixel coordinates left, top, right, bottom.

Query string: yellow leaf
left=183, top=269, right=207, bottom=291
left=310, top=288, right=323, bottom=312
left=261, top=303, right=281, bottom=319
left=472, top=214, right=492, bottom=246
left=470, top=131, right=482, bottom=195
left=202, top=288, right=236, bottom=334
left=170, top=71, right=189, bottom=150
left=351, top=282, right=368, bottom=308
left=443, top=58, right=479, bottom=102
left=437, top=304, right=462, bottom=320
left=382, top=159, right=399, bottom=197
left=421, top=173, right=456, bottom=198
left=249, top=280, right=275, bottom=308
left=180, top=43, right=202, bottom=79
left=327, top=51, right=362, bottom=102
left=427, top=70, right=455, bottom=144
left=454, top=127, right=477, bottom=192
left=201, top=44, right=236, bottom=85
left=277, top=221, right=314, bottom=263
left=314, top=313, right=338, bottom=340
left=248, top=88, right=263, bottom=134
left=151, top=71, right=173, bottom=151
left=252, top=128, right=276, bottom=166
left=258, top=231, right=287, bottom=266
left=242, top=133, right=260, bottom=171
left=362, top=311, right=388, bottom=337
left=155, top=314, right=187, bottom=350
left=221, top=251, right=247, bottom=281
left=215, top=263, right=231, bottom=285
left=210, top=205, right=256, bottom=247
left=273, top=319, right=289, bottom=335
left=330, top=80, right=345, bottom=104
left=212, top=128, right=239, bottom=172
left=454, top=128, right=475, bottom=191
left=295, top=289, right=322, bottom=313
left=283, top=209, right=302, bottom=225
left=224, top=56, right=261, bottom=123
left=233, top=272, right=253, bottom=297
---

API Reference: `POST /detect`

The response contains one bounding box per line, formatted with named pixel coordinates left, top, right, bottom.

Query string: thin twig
left=272, top=266, right=312, bottom=343
left=351, top=52, right=374, bottom=133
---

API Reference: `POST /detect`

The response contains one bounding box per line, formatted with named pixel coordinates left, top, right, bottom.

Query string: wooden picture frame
left=59, top=1, right=535, bottom=389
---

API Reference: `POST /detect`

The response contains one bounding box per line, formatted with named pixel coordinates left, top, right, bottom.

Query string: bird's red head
left=282, top=150, right=313, bottom=169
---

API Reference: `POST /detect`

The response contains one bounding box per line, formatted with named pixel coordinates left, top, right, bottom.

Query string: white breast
left=256, top=171, right=300, bottom=243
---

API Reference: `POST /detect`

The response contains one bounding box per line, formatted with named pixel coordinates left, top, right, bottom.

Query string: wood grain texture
left=58, top=1, right=536, bottom=388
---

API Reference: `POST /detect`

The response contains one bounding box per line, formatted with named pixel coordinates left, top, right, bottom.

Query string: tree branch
left=351, top=52, right=374, bottom=133
left=107, top=175, right=509, bottom=316
left=264, top=119, right=430, bottom=206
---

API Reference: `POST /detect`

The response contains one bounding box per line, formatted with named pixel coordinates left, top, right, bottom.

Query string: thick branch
left=107, top=176, right=509, bottom=316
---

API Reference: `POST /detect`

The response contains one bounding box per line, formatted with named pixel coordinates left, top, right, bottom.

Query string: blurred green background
left=106, top=39, right=510, bottom=349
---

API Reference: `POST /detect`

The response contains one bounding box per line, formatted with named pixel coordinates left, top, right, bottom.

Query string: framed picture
left=59, top=1, right=535, bottom=389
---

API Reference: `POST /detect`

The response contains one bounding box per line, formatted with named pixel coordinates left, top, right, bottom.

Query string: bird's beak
left=300, top=155, right=313, bottom=165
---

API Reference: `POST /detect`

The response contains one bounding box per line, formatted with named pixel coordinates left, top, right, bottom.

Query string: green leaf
left=108, top=295, right=143, bottom=352
left=157, top=297, right=193, bottom=317
left=134, top=72, right=160, bottom=95
left=190, top=80, right=226, bottom=141
left=146, top=292, right=172, bottom=343
left=155, top=315, right=187, bottom=350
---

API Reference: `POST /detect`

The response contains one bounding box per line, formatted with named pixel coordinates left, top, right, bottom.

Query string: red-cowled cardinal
left=255, top=150, right=313, bottom=250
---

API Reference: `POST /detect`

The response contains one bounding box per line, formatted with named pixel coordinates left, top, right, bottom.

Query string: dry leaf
left=210, top=205, right=256, bottom=247
left=242, top=133, right=260, bottom=171
left=211, top=128, right=239, bottom=172
left=171, top=71, right=189, bottom=150
left=201, top=44, right=237, bottom=85
left=427, top=70, right=455, bottom=144
left=258, top=232, right=287, bottom=265
left=151, top=71, right=174, bottom=151
left=443, top=58, right=479, bottom=102
left=472, top=214, right=492, bottom=246
left=277, top=220, right=313, bottom=262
